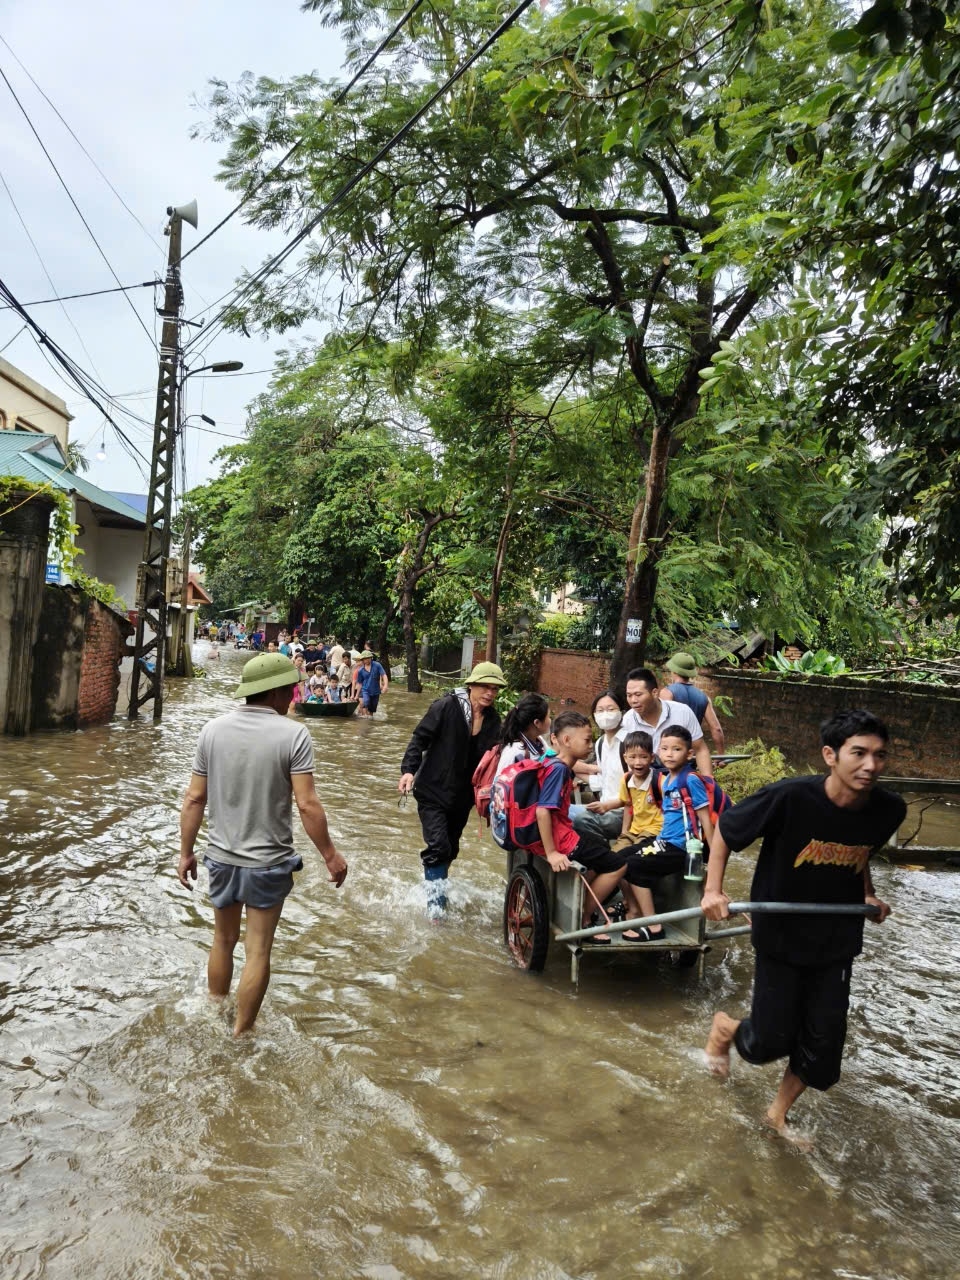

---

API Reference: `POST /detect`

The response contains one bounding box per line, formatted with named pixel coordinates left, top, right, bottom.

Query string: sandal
left=623, top=926, right=665, bottom=942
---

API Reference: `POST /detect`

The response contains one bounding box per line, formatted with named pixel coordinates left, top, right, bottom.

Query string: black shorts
left=569, top=832, right=626, bottom=876
left=623, top=841, right=685, bottom=888
left=734, top=951, right=853, bottom=1092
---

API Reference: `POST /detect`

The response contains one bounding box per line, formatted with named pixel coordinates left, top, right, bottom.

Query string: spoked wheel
left=503, top=865, right=550, bottom=972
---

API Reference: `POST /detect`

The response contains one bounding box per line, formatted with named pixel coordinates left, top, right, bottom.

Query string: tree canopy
left=185, top=0, right=959, bottom=683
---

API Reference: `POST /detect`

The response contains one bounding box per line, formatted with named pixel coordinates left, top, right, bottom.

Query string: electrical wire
left=0, top=34, right=165, bottom=255
left=183, top=0, right=538, bottom=352
left=0, top=273, right=151, bottom=475
left=0, top=163, right=110, bottom=383
left=0, top=325, right=26, bottom=354
left=0, top=281, right=158, bottom=310
left=181, top=0, right=427, bottom=264
left=0, top=61, right=157, bottom=351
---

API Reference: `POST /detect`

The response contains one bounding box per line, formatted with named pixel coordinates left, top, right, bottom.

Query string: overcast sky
left=1, top=0, right=344, bottom=496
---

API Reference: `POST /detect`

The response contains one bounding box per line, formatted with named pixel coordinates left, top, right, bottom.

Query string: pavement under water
left=1, top=645, right=958, bottom=1279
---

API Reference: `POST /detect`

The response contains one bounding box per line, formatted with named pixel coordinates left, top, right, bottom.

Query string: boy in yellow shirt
left=615, top=731, right=663, bottom=844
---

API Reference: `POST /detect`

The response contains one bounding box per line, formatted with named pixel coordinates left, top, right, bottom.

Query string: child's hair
left=500, top=693, right=550, bottom=746
left=660, top=724, right=692, bottom=747
left=820, top=708, right=889, bottom=749
left=552, top=709, right=590, bottom=737
left=621, top=730, right=654, bottom=754
left=591, top=688, right=625, bottom=714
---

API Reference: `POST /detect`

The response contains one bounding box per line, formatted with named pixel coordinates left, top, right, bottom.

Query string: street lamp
left=184, top=360, right=244, bottom=377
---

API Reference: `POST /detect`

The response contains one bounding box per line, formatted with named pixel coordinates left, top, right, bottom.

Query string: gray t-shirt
left=192, top=705, right=315, bottom=867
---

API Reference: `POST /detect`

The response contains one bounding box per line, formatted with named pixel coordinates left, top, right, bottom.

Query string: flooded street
left=2, top=646, right=959, bottom=1279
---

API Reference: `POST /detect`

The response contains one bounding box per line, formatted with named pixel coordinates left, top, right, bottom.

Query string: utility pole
left=128, top=200, right=197, bottom=722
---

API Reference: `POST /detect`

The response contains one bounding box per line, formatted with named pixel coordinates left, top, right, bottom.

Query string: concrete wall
left=72, top=504, right=140, bottom=608
left=32, top=586, right=134, bottom=730
left=0, top=357, right=72, bottom=449
left=535, top=649, right=960, bottom=778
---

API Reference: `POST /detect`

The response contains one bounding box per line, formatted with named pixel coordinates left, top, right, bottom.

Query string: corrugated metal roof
left=0, top=430, right=145, bottom=525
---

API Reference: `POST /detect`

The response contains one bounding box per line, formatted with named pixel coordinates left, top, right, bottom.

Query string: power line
left=0, top=34, right=165, bottom=255
left=0, top=273, right=151, bottom=473
left=0, top=61, right=157, bottom=351
left=0, top=325, right=27, bottom=354
left=181, top=0, right=427, bottom=264
left=0, top=281, right=158, bottom=310
left=183, top=0, right=538, bottom=351
left=0, top=163, right=109, bottom=382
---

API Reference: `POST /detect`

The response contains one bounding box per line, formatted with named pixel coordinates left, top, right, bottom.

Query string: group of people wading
left=179, top=649, right=905, bottom=1144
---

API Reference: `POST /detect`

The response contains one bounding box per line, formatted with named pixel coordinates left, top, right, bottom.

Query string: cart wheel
left=504, top=866, right=550, bottom=972
left=667, top=949, right=700, bottom=969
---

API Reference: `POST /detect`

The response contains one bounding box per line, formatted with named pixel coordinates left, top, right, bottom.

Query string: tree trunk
left=609, top=419, right=672, bottom=690
left=401, top=583, right=421, bottom=692
left=376, top=605, right=396, bottom=678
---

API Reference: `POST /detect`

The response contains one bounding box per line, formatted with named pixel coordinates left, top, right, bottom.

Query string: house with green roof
left=0, top=429, right=145, bottom=610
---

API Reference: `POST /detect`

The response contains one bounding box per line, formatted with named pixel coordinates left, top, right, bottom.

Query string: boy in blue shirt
left=534, top=710, right=628, bottom=944
left=622, top=725, right=714, bottom=940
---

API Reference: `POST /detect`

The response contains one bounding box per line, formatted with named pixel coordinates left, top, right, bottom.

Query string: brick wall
left=77, top=600, right=132, bottom=727
left=535, top=649, right=960, bottom=778
left=538, top=648, right=614, bottom=706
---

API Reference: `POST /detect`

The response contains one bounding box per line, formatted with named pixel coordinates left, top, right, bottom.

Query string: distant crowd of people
left=204, top=622, right=388, bottom=717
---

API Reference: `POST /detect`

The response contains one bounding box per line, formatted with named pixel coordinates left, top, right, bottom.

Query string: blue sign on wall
left=45, top=563, right=61, bottom=584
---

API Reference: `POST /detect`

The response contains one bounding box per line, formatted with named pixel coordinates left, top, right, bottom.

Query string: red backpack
left=472, top=744, right=502, bottom=823
left=650, top=765, right=731, bottom=836
left=489, top=757, right=549, bottom=851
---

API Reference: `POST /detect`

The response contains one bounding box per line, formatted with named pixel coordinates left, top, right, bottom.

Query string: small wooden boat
left=295, top=699, right=358, bottom=719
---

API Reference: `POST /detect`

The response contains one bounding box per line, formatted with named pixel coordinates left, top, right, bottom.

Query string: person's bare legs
left=705, top=1011, right=741, bottom=1078
left=764, top=1066, right=811, bottom=1148
left=233, top=902, right=285, bottom=1037
left=209, top=903, right=243, bottom=1001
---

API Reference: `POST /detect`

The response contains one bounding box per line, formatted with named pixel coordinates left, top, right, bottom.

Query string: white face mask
left=594, top=709, right=622, bottom=731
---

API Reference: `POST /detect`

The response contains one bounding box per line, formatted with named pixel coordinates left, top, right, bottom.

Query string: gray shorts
left=204, top=854, right=303, bottom=910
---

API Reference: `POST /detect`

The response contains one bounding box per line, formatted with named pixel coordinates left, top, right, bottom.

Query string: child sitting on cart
left=533, top=710, right=627, bottom=945
left=621, top=725, right=714, bottom=941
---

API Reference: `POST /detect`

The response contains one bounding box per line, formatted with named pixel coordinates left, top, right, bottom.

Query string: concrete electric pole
left=128, top=200, right=196, bottom=722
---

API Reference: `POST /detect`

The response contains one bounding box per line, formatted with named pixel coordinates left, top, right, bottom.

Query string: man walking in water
left=178, top=653, right=347, bottom=1036
left=702, top=708, right=904, bottom=1141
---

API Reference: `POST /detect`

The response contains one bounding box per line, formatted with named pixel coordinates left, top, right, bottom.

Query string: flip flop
left=623, top=927, right=665, bottom=942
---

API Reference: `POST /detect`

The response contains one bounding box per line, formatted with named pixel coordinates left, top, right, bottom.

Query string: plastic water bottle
left=683, top=836, right=704, bottom=881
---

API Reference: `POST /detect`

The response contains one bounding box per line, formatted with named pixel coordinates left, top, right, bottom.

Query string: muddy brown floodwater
left=1, top=646, right=959, bottom=1279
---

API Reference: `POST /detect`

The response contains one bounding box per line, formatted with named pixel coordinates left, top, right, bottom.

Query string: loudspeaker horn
left=172, top=199, right=199, bottom=230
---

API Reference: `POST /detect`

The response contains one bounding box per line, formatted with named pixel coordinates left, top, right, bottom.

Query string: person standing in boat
left=660, top=652, right=725, bottom=755
left=177, top=653, right=347, bottom=1036
left=702, top=708, right=904, bottom=1142
left=398, top=663, right=505, bottom=915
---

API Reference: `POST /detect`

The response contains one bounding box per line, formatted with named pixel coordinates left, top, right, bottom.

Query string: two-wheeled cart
left=502, top=849, right=879, bottom=983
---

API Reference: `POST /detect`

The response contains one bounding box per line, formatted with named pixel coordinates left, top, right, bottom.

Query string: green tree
left=201, top=0, right=860, bottom=683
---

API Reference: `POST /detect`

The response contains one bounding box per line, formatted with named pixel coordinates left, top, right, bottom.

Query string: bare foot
left=763, top=1112, right=814, bottom=1152
left=705, top=1011, right=740, bottom=1078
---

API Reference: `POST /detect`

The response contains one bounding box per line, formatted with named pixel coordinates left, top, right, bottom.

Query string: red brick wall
left=535, top=649, right=960, bottom=778
left=77, top=601, right=129, bottom=726
left=538, top=648, right=614, bottom=707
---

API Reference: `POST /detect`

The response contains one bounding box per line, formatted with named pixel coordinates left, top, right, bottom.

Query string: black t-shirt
left=718, top=775, right=906, bottom=966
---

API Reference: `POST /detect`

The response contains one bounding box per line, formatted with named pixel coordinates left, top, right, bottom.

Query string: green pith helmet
left=463, top=661, right=507, bottom=687
left=232, top=652, right=300, bottom=699
left=358, top=649, right=374, bottom=659
left=666, top=652, right=698, bottom=679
